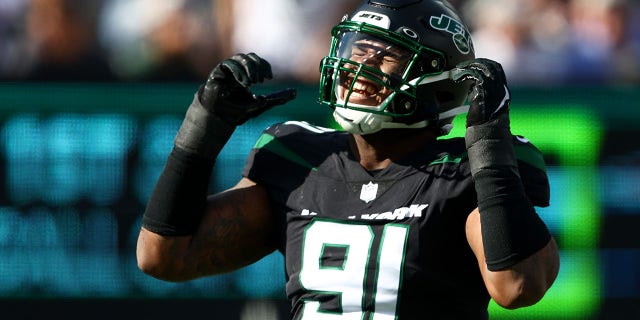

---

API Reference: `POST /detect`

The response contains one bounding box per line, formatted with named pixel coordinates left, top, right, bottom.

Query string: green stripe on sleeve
left=253, top=133, right=318, bottom=171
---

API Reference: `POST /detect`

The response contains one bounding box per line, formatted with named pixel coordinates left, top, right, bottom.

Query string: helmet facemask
left=319, top=21, right=457, bottom=135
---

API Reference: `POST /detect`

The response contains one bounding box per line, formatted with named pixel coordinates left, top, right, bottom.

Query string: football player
left=137, top=0, right=560, bottom=318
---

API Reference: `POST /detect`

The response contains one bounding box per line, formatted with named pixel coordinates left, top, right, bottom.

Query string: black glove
left=175, top=53, right=296, bottom=158
left=451, top=58, right=514, bottom=173
left=452, top=58, right=510, bottom=128
left=199, top=52, right=297, bottom=126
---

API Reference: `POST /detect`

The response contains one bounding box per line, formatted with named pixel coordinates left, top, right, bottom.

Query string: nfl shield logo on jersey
left=360, top=181, right=378, bottom=203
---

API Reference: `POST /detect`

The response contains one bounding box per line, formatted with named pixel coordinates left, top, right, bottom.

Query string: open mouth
left=351, top=78, right=379, bottom=97
left=341, top=75, right=384, bottom=105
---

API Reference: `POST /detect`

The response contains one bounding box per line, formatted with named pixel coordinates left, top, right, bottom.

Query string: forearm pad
left=142, top=147, right=214, bottom=236
left=174, top=92, right=235, bottom=159
left=466, top=114, right=551, bottom=271
left=141, top=92, right=235, bottom=236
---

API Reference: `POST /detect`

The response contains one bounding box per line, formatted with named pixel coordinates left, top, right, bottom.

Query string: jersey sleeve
left=241, top=121, right=337, bottom=194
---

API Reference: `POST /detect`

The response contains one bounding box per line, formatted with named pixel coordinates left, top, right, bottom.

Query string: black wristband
left=141, top=147, right=214, bottom=236
left=466, top=114, right=551, bottom=271
left=474, top=169, right=551, bottom=271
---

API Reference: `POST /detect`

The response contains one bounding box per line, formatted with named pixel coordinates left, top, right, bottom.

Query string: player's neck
left=349, top=128, right=437, bottom=171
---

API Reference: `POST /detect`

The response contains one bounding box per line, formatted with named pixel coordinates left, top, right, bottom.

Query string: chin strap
left=439, top=104, right=470, bottom=120
left=334, top=107, right=430, bottom=135
left=402, top=69, right=454, bottom=89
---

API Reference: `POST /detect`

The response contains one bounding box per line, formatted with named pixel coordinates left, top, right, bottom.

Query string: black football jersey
left=241, top=121, right=550, bottom=320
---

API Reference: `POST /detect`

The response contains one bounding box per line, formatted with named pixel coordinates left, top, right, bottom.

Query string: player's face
left=336, top=33, right=412, bottom=107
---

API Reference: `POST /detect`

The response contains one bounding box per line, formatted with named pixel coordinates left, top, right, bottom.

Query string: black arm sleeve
left=141, top=147, right=214, bottom=236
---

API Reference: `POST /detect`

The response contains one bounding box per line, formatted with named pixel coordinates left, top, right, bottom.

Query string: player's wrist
left=174, top=92, right=236, bottom=159
left=465, top=112, right=515, bottom=175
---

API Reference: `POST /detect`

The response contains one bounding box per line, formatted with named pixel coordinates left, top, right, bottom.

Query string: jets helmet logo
left=429, top=14, right=473, bottom=54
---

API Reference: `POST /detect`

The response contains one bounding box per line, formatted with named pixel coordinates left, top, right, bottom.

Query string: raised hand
left=199, top=52, right=297, bottom=126
left=175, top=53, right=296, bottom=158
left=452, top=58, right=510, bottom=128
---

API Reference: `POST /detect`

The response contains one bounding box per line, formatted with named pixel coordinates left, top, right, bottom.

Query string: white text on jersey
left=300, top=204, right=429, bottom=220
left=359, top=204, right=428, bottom=220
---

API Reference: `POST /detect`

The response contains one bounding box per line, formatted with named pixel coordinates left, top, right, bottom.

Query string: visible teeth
left=352, top=81, right=377, bottom=95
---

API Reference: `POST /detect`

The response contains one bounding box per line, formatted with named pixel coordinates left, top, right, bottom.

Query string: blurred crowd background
left=0, top=0, right=638, bottom=85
